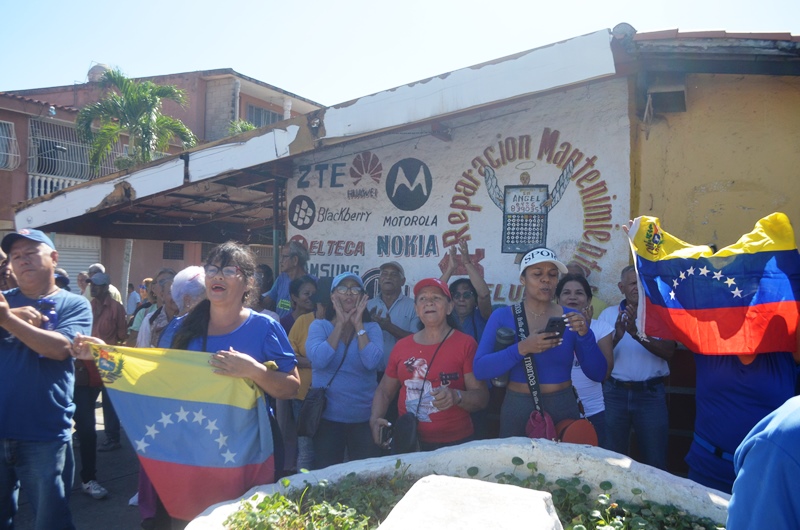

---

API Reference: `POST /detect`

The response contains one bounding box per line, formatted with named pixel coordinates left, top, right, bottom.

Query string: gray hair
left=287, top=240, right=310, bottom=270
left=170, top=266, right=206, bottom=313
left=620, top=264, right=636, bottom=280
left=88, top=263, right=105, bottom=275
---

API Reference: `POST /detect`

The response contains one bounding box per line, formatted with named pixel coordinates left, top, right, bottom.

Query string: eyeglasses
left=280, top=254, right=292, bottom=262
left=204, top=265, right=241, bottom=278
left=334, top=285, right=364, bottom=296
left=452, top=291, right=474, bottom=300
left=156, top=278, right=172, bottom=286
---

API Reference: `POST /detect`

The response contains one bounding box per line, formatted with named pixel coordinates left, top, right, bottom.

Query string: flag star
left=699, top=266, right=710, bottom=276
left=687, top=266, right=695, bottom=276
left=679, top=271, right=686, bottom=280
left=669, top=291, right=676, bottom=300
left=192, top=409, right=206, bottom=424
left=732, top=287, right=743, bottom=298
left=175, top=407, right=190, bottom=422
left=222, top=449, right=237, bottom=464
left=158, top=413, right=173, bottom=428
left=215, top=433, right=228, bottom=449
left=135, top=438, right=150, bottom=453
left=672, top=279, right=679, bottom=288
left=205, top=419, right=219, bottom=434
left=145, top=424, right=160, bottom=439
left=724, top=277, right=736, bottom=287
left=713, top=271, right=723, bottom=280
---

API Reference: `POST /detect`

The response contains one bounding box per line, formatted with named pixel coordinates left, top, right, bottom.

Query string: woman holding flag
left=73, top=241, right=300, bottom=524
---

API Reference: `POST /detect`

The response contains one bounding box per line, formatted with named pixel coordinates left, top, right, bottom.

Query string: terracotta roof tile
left=0, top=92, right=78, bottom=112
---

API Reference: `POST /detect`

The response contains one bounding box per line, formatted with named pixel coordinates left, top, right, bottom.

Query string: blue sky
left=2, top=0, right=798, bottom=106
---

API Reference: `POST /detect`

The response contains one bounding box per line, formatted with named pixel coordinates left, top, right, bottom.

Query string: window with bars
left=162, top=242, right=185, bottom=260
left=27, top=118, right=123, bottom=180
left=0, top=121, right=21, bottom=171
left=245, top=104, right=282, bottom=128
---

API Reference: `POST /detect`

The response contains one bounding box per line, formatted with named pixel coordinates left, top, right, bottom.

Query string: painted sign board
left=287, top=78, right=630, bottom=306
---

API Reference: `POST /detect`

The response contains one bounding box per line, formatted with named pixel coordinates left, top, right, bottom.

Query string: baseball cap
left=379, top=261, right=405, bottom=277
left=519, top=247, right=568, bottom=276
left=413, top=278, right=452, bottom=299
left=1, top=228, right=57, bottom=254
left=87, top=272, right=111, bottom=286
left=330, top=272, right=364, bottom=292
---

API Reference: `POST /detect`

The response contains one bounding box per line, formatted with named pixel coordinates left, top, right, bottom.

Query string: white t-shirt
left=597, top=304, right=670, bottom=381
left=571, top=319, right=614, bottom=416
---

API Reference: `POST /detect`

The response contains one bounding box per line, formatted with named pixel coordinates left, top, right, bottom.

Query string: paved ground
left=15, top=402, right=143, bottom=530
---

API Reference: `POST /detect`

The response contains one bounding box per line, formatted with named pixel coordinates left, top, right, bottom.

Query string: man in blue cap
left=0, top=228, right=92, bottom=529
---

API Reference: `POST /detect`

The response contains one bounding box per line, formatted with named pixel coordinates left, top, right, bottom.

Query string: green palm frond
left=76, top=67, right=196, bottom=170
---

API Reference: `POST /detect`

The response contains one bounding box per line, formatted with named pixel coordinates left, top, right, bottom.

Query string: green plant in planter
left=224, top=457, right=725, bottom=530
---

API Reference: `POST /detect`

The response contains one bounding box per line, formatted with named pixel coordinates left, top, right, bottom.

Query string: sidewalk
left=15, top=403, right=143, bottom=530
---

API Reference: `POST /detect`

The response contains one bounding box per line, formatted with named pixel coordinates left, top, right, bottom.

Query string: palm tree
left=76, top=68, right=197, bottom=171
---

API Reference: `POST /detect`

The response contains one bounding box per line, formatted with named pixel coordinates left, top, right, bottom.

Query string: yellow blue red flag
left=627, top=213, right=800, bottom=355
left=90, top=344, right=275, bottom=520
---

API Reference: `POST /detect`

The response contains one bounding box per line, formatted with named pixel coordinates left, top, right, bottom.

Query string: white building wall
left=287, top=77, right=631, bottom=305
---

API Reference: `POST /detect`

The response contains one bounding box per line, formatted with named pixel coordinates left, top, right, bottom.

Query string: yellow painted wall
left=636, top=74, right=800, bottom=247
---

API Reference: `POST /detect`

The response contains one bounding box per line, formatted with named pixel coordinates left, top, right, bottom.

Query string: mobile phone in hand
left=541, top=316, right=566, bottom=338
left=379, top=424, right=393, bottom=446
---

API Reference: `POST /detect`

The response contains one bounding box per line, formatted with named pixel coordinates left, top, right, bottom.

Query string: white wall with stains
left=287, top=77, right=631, bottom=305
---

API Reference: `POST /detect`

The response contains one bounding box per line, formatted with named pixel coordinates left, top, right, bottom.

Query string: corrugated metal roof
left=635, top=29, right=800, bottom=42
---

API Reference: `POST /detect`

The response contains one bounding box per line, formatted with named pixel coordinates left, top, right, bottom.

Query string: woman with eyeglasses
left=370, top=278, right=489, bottom=453
left=306, top=272, right=383, bottom=469
left=76, top=242, right=300, bottom=527
left=440, top=239, right=493, bottom=343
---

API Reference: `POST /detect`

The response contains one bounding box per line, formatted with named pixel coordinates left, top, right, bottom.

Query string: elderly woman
left=306, top=272, right=383, bottom=469
left=170, top=266, right=206, bottom=317
left=473, top=248, right=607, bottom=437
left=371, top=278, right=489, bottom=453
left=439, top=240, right=493, bottom=343
left=556, top=273, right=614, bottom=447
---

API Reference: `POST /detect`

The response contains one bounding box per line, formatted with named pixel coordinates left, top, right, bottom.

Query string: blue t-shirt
left=306, top=320, right=383, bottom=423
left=0, top=288, right=92, bottom=442
left=158, top=310, right=297, bottom=375
left=685, top=352, right=796, bottom=493
left=473, top=305, right=606, bottom=385
left=728, top=395, right=800, bottom=530
left=454, top=307, right=488, bottom=344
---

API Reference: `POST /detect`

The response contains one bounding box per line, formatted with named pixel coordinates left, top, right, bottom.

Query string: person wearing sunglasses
left=439, top=240, right=493, bottom=343
left=263, top=241, right=313, bottom=318
left=306, top=272, right=383, bottom=469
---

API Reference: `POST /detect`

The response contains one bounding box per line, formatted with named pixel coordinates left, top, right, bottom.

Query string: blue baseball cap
left=1, top=228, right=57, bottom=254
left=330, top=272, right=364, bottom=292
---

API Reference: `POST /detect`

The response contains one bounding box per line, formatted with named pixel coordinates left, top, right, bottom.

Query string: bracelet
left=455, top=389, right=463, bottom=406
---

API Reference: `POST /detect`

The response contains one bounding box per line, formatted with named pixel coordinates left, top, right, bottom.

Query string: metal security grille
left=162, top=242, right=185, bottom=260
left=27, top=118, right=123, bottom=180
left=246, top=104, right=282, bottom=128
left=0, top=121, right=20, bottom=171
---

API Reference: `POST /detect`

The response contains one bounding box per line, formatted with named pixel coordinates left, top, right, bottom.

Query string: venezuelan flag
left=627, top=213, right=800, bottom=355
left=90, top=344, right=275, bottom=520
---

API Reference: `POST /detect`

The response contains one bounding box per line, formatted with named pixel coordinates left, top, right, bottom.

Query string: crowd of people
left=1, top=227, right=799, bottom=529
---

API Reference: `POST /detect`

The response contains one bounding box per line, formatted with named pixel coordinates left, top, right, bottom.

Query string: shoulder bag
left=296, top=343, right=348, bottom=438
left=513, top=303, right=597, bottom=446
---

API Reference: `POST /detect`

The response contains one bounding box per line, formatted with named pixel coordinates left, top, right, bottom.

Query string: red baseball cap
left=413, top=278, right=452, bottom=300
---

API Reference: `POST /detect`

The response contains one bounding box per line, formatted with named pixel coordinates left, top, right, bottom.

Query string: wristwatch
left=357, top=328, right=367, bottom=337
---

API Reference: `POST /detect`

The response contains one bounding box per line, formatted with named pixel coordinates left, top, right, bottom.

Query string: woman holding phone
left=473, top=248, right=608, bottom=437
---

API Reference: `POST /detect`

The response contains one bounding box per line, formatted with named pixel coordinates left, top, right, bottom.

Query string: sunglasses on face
left=334, top=285, right=364, bottom=296
left=204, top=265, right=241, bottom=278
left=452, top=291, right=474, bottom=300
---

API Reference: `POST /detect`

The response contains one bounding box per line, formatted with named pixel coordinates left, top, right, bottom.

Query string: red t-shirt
left=386, top=330, right=477, bottom=444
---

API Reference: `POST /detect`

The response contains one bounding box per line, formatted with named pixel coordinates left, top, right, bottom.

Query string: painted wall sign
left=287, top=78, right=631, bottom=305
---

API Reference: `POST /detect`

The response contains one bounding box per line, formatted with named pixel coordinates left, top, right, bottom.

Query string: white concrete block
left=379, top=475, right=562, bottom=530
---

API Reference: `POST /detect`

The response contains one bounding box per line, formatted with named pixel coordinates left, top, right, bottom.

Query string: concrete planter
left=187, top=438, right=729, bottom=529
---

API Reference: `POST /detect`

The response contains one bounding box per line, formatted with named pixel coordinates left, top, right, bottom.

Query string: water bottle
left=490, top=327, right=515, bottom=387
left=39, top=299, right=58, bottom=331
